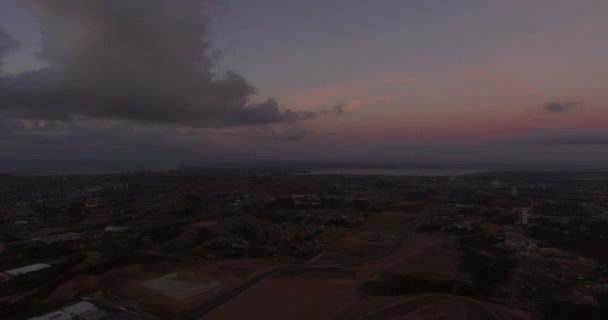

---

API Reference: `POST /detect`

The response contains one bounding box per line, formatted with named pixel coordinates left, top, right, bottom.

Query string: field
left=206, top=278, right=360, bottom=320
left=204, top=204, right=520, bottom=320
left=35, top=258, right=290, bottom=316
left=339, top=294, right=534, bottom=320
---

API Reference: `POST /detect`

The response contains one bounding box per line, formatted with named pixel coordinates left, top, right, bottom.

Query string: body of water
left=304, top=168, right=489, bottom=177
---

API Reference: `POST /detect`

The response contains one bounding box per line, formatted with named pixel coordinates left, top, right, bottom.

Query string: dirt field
left=200, top=202, right=510, bottom=320
left=191, top=220, right=219, bottom=228
left=37, top=258, right=290, bottom=316
left=359, top=211, right=418, bottom=234
left=360, top=233, right=462, bottom=282
left=205, top=278, right=361, bottom=320
left=320, top=208, right=418, bottom=262
left=321, top=235, right=393, bottom=261
left=339, top=294, right=534, bottom=320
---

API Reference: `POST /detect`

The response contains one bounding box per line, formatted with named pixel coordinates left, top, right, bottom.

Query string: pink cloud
left=462, top=66, right=534, bottom=92
left=464, top=67, right=493, bottom=80
left=290, top=76, right=427, bottom=108
left=340, top=96, right=390, bottom=113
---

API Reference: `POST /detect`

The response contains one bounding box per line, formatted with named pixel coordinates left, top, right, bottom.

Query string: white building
left=29, top=301, right=106, bottom=320
left=517, top=207, right=530, bottom=225
left=112, top=182, right=129, bottom=191
left=85, top=197, right=105, bottom=208
left=33, top=232, right=80, bottom=244
left=104, top=226, right=131, bottom=232
left=511, top=187, right=519, bottom=197
left=5, top=263, right=51, bottom=276
left=29, top=310, right=72, bottom=320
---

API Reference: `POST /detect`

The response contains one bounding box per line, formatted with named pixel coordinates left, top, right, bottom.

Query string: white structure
left=29, top=310, right=72, bottom=320
left=33, top=232, right=80, bottom=244
left=85, top=197, right=105, bottom=208
left=112, top=182, right=129, bottom=191
left=511, top=187, right=519, bottom=197
left=29, top=301, right=105, bottom=320
left=5, top=263, right=51, bottom=276
left=495, top=240, right=539, bottom=254
left=517, top=207, right=530, bottom=225
left=104, top=226, right=131, bottom=232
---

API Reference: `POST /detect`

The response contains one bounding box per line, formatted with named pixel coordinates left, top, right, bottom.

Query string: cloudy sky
left=1, top=0, right=607, bottom=173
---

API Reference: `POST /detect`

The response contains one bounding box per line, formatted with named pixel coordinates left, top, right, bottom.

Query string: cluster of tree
left=416, top=223, right=444, bottom=233
left=258, top=211, right=306, bottom=224
left=361, top=272, right=475, bottom=296
left=539, top=300, right=608, bottom=320
left=80, top=253, right=156, bottom=275
left=147, top=225, right=184, bottom=243
left=0, top=254, right=84, bottom=296
left=456, top=235, right=516, bottom=294
left=326, top=218, right=358, bottom=228
left=402, top=190, right=438, bottom=201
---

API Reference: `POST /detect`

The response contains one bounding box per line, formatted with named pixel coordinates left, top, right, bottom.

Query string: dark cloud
left=515, top=129, right=608, bottom=146
left=319, top=103, right=345, bottom=116
left=0, top=0, right=312, bottom=127
left=227, top=125, right=311, bottom=141
left=274, top=127, right=310, bottom=141
left=0, top=29, right=17, bottom=70
left=543, top=101, right=580, bottom=113
left=333, top=103, right=345, bottom=115
left=530, top=136, right=608, bottom=145
left=0, top=117, right=215, bottom=173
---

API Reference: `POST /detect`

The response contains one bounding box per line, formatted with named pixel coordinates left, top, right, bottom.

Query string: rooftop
left=5, top=263, right=50, bottom=276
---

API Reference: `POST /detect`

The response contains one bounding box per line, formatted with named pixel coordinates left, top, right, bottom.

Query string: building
left=517, top=207, right=530, bottom=225
left=292, top=194, right=321, bottom=207
left=33, top=232, right=80, bottom=244
left=511, top=187, right=519, bottom=197
left=112, top=182, right=129, bottom=191
left=29, top=301, right=106, bottom=320
left=104, top=226, right=131, bottom=232
left=4, top=263, right=51, bottom=276
left=85, top=197, right=105, bottom=208
left=29, top=310, right=72, bottom=320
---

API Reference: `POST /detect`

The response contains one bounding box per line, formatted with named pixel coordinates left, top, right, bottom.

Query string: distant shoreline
left=301, top=168, right=490, bottom=177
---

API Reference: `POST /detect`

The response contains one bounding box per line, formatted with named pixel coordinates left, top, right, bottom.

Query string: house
left=29, top=301, right=106, bottom=320
left=4, top=263, right=51, bottom=276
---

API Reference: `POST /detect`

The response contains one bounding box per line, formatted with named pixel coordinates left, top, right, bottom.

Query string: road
left=177, top=203, right=437, bottom=320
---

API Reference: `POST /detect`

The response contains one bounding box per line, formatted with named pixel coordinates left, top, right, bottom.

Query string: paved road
left=177, top=204, right=437, bottom=320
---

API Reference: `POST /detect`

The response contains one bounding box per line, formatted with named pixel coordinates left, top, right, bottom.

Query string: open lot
left=204, top=204, right=479, bottom=320
left=320, top=207, right=419, bottom=262
left=140, top=273, right=223, bottom=300
left=36, top=258, right=290, bottom=316
left=205, top=278, right=361, bottom=320
left=363, top=233, right=462, bottom=282
left=340, top=294, right=534, bottom=320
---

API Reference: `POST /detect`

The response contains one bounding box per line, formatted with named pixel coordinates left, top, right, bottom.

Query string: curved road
left=177, top=204, right=437, bottom=320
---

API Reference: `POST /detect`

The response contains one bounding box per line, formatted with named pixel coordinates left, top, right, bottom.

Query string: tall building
left=512, top=187, right=519, bottom=197
left=517, top=207, right=529, bottom=225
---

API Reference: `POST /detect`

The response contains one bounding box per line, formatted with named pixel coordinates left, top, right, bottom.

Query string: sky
left=0, top=0, right=607, bottom=173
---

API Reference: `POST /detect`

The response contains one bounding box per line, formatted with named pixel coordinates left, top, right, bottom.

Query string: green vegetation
left=539, top=301, right=608, bottom=320
left=361, top=273, right=475, bottom=296
left=80, top=254, right=156, bottom=275
left=456, top=235, right=517, bottom=294
left=0, top=254, right=84, bottom=296
left=147, top=225, right=183, bottom=243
